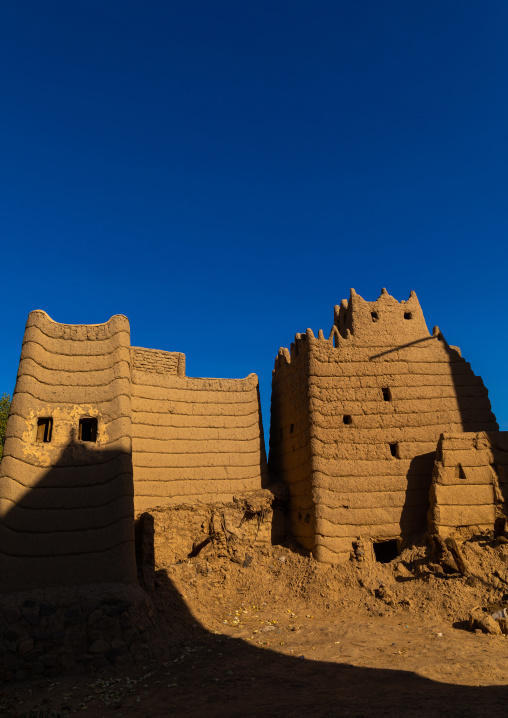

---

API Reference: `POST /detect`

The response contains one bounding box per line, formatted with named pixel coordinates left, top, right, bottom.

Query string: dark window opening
left=371, top=311, right=379, bottom=322
left=343, top=415, right=352, bottom=425
left=36, top=418, right=52, bottom=443
left=333, top=333, right=338, bottom=348
left=79, top=418, right=98, bottom=443
left=290, top=423, right=294, bottom=434
left=389, top=442, right=399, bottom=458
left=373, top=540, right=399, bottom=563
left=382, top=387, right=392, bottom=401
left=404, top=312, right=412, bottom=320
left=455, top=464, right=466, bottom=479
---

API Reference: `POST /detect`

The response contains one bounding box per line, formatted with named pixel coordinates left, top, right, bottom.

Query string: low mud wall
left=0, top=584, right=153, bottom=683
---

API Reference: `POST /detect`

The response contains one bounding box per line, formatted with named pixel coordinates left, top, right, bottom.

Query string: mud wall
left=270, top=290, right=498, bottom=564
left=269, top=339, right=314, bottom=549
left=131, top=349, right=268, bottom=513
left=0, top=311, right=137, bottom=592
left=429, top=432, right=508, bottom=537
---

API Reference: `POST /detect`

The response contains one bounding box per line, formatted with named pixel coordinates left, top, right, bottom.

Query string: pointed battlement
left=270, top=289, right=498, bottom=564
left=333, top=288, right=430, bottom=346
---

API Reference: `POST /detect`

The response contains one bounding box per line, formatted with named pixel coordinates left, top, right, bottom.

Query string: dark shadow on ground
left=121, top=569, right=508, bottom=718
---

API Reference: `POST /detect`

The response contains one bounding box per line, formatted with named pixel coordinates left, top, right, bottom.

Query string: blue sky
left=1, top=1, right=507, bottom=438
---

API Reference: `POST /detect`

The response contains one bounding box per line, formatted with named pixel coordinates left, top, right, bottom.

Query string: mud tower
left=269, top=289, right=498, bottom=563
left=0, top=310, right=137, bottom=592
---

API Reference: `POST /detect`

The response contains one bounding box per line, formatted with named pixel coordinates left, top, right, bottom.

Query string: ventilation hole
left=373, top=540, right=399, bottom=563
left=333, top=333, right=338, bottom=348
left=79, top=418, right=98, bottom=443
left=371, top=311, right=379, bottom=322
left=382, top=387, right=392, bottom=401
left=343, top=415, right=352, bottom=425
left=36, top=418, right=52, bottom=443
left=389, top=442, right=399, bottom=458
left=455, top=464, right=466, bottom=479
left=404, top=312, right=412, bottom=320
left=290, top=423, right=294, bottom=434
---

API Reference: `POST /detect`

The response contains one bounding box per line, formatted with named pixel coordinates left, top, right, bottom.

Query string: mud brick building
left=0, top=310, right=267, bottom=592
left=0, top=290, right=506, bottom=594
left=269, top=289, right=499, bottom=563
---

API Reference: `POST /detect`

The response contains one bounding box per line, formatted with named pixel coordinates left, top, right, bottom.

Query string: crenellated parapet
left=269, top=289, right=498, bottom=563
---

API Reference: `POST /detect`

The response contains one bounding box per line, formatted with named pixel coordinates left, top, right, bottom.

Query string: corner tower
left=269, top=289, right=498, bottom=563
left=0, top=310, right=137, bottom=592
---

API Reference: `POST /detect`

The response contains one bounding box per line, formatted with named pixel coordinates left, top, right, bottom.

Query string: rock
left=476, top=615, right=502, bottom=635
left=82, top=599, right=100, bottom=614
left=40, top=653, right=58, bottom=667
left=95, top=617, right=115, bottom=630
left=2, top=654, right=20, bottom=671
left=18, top=638, right=34, bottom=655
left=395, top=563, right=412, bottom=578
left=498, top=618, right=508, bottom=634
left=3, top=609, right=21, bottom=624
left=3, top=630, right=19, bottom=643
left=87, top=609, right=103, bottom=625
left=375, top=585, right=395, bottom=606
left=31, top=661, right=44, bottom=675
left=23, top=614, right=40, bottom=627
left=89, top=639, right=110, bottom=654
left=39, top=604, right=57, bottom=618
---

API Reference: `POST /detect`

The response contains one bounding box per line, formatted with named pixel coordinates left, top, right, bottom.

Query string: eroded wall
left=0, top=311, right=137, bottom=592
left=270, top=290, right=498, bottom=563
left=429, top=432, right=508, bottom=537
left=131, top=348, right=268, bottom=513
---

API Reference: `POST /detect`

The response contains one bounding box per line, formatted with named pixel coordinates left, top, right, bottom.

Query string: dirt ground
left=2, top=533, right=508, bottom=718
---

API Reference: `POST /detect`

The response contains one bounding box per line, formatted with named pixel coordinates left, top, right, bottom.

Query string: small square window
left=343, top=415, right=352, bottom=425
left=371, top=311, right=379, bottom=322
left=36, top=418, right=52, bottom=443
left=382, top=387, right=392, bottom=402
left=404, top=312, right=412, bottom=320
left=79, top=418, right=98, bottom=443
left=389, top=442, right=399, bottom=458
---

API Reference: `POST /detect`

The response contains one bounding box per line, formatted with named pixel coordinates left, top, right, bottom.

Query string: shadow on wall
left=396, top=336, right=498, bottom=541
left=256, top=382, right=270, bottom=489
left=135, top=569, right=508, bottom=717
left=0, top=437, right=137, bottom=593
